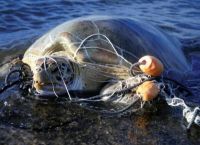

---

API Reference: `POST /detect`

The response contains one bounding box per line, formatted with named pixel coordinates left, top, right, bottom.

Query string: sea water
left=0, top=0, right=200, bottom=144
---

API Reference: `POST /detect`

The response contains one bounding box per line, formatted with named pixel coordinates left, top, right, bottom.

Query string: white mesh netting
left=41, top=32, right=200, bottom=129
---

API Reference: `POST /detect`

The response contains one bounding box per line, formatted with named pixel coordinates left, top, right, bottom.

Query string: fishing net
left=46, top=32, right=200, bottom=129
left=1, top=32, right=200, bottom=130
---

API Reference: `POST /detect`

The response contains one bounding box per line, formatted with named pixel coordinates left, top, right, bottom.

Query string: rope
left=159, top=81, right=200, bottom=130
left=1, top=33, right=199, bottom=130
left=73, top=33, right=132, bottom=65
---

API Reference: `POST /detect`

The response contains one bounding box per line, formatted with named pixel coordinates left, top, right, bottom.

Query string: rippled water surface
left=0, top=0, right=200, bottom=145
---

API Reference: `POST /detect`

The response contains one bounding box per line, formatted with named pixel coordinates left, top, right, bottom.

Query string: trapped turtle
left=2, top=16, right=199, bottom=126
left=22, top=16, right=190, bottom=98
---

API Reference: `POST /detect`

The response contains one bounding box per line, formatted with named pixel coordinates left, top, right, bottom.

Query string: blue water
left=0, top=0, right=200, bottom=145
left=0, top=0, right=200, bottom=48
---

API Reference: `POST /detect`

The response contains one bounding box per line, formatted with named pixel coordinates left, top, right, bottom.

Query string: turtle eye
left=45, top=63, right=49, bottom=68
left=41, top=63, right=45, bottom=69
left=41, top=63, right=49, bottom=69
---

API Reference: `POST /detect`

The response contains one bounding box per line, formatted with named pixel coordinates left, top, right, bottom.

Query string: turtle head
left=33, top=56, right=74, bottom=97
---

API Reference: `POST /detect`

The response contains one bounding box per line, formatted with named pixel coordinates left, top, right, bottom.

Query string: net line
left=158, top=80, right=200, bottom=129
left=43, top=32, right=200, bottom=128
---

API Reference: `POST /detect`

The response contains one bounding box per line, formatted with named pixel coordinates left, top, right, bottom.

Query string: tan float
left=138, top=55, right=164, bottom=77
left=136, top=81, right=160, bottom=101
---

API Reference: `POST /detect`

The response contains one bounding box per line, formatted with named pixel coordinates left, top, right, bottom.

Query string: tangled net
left=159, top=79, right=200, bottom=129
left=45, top=32, right=200, bottom=129
left=1, top=32, right=200, bottom=130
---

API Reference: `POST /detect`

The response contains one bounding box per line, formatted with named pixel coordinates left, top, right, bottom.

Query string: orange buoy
left=136, top=81, right=160, bottom=101
left=138, top=55, right=164, bottom=76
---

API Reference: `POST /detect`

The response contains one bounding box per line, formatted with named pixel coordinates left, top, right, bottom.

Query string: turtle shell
left=23, top=16, right=191, bottom=74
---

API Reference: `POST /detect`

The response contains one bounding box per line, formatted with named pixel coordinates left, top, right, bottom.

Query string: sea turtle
left=22, top=16, right=191, bottom=99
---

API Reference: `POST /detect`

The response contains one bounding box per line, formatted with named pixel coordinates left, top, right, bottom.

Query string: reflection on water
left=0, top=0, right=200, bottom=144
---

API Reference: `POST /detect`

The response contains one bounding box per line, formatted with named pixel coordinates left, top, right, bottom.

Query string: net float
left=136, top=81, right=160, bottom=101
left=138, top=55, right=164, bottom=76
